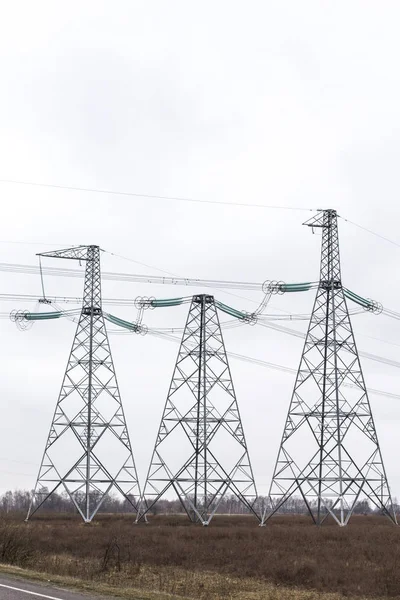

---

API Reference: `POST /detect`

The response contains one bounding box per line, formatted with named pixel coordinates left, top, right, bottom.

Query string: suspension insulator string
left=38, top=256, right=50, bottom=304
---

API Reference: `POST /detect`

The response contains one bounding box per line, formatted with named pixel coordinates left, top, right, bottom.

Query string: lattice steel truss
left=263, top=210, right=397, bottom=526
left=26, top=245, right=140, bottom=522
left=137, top=294, right=258, bottom=525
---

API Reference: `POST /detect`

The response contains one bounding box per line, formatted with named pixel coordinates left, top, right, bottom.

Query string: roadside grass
left=0, top=563, right=384, bottom=600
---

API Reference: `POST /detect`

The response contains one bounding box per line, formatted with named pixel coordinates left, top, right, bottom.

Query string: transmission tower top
left=37, top=245, right=102, bottom=261
left=303, top=208, right=338, bottom=229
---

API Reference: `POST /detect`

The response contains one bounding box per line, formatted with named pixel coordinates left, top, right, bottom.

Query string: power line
left=257, top=319, right=400, bottom=370
left=259, top=314, right=400, bottom=350
left=0, top=261, right=264, bottom=290
left=5, top=300, right=399, bottom=371
left=340, top=216, right=400, bottom=250
left=105, top=249, right=268, bottom=306
left=4, top=303, right=400, bottom=402
left=105, top=250, right=179, bottom=277
left=359, top=332, right=400, bottom=349
left=4, top=260, right=397, bottom=315
left=148, top=328, right=400, bottom=402
left=0, top=179, right=314, bottom=211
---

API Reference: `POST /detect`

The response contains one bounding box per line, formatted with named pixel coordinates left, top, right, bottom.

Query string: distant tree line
left=0, top=489, right=397, bottom=516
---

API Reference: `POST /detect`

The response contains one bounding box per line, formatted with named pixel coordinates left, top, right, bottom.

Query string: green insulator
left=344, top=289, right=371, bottom=307
left=151, top=298, right=184, bottom=307
left=283, top=286, right=312, bottom=293
left=105, top=313, right=138, bottom=330
left=25, top=311, right=63, bottom=320
left=280, top=283, right=313, bottom=293
left=215, top=301, right=247, bottom=320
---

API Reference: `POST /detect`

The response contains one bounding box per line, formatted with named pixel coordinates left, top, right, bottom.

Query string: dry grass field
left=0, top=513, right=400, bottom=599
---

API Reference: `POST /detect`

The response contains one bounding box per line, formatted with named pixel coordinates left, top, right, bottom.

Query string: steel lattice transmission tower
left=137, top=294, right=258, bottom=525
left=263, top=210, right=397, bottom=526
left=26, top=245, right=141, bottom=522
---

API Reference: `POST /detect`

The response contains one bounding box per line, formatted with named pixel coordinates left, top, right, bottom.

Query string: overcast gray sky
left=1, top=1, right=400, bottom=501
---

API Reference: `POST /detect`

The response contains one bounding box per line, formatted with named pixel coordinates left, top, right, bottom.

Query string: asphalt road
left=0, top=575, right=115, bottom=600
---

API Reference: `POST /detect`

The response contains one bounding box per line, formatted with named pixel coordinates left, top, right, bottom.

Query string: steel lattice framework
left=26, top=245, right=140, bottom=522
left=137, top=294, right=258, bottom=525
left=263, top=210, right=397, bottom=526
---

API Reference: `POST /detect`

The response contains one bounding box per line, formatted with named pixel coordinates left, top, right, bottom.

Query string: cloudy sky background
left=1, top=1, right=400, bottom=500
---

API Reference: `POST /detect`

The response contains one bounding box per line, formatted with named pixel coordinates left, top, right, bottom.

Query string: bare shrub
left=0, top=519, right=33, bottom=565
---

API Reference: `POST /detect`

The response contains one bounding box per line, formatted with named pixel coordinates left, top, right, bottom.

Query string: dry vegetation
left=1, top=513, right=400, bottom=599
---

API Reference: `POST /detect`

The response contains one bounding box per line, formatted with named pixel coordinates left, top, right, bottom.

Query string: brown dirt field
left=1, top=513, right=400, bottom=599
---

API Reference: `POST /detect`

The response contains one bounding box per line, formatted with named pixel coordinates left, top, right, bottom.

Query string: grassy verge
left=0, top=563, right=182, bottom=600
left=0, top=563, right=386, bottom=600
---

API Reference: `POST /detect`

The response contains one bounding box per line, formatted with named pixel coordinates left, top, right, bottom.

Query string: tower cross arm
left=37, top=245, right=101, bottom=261
left=303, top=209, right=338, bottom=229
